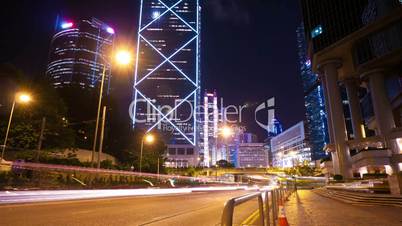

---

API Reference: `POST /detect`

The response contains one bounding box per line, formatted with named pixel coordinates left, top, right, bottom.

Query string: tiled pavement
left=285, top=190, right=402, bottom=226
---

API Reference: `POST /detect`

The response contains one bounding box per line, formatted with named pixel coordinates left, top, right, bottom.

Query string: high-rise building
left=265, top=118, right=283, bottom=166
left=269, top=118, right=283, bottom=137
left=297, top=23, right=329, bottom=161
left=271, top=121, right=311, bottom=168
left=300, top=0, right=369, bottom=54
left=133, top=0, right=201, bottom=147
left=47, top=18, right=115, bottom=90
left=200, top=91, right=218, bottom=167
left=300, top=0, right=402, bottom=192
left=46, top=17, right=115, bottom=147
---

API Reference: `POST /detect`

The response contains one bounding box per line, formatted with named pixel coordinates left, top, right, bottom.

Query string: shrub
left=333, top=174, right=343, bottom=181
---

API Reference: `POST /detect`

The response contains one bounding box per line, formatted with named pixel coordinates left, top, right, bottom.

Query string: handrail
left=221, top=186, right=295, bottom=226
left=221, top=192, right=264, bottom=226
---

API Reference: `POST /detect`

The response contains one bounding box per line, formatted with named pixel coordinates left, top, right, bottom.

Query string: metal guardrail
left=221, top=186, right=295, bottom=226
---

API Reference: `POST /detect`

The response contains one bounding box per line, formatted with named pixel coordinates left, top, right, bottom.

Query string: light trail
left=0, top=186, right=265, bottom=205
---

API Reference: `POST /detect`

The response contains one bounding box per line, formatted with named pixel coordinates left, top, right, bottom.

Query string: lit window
left=311, top=25, right=323, bottom=38
left=152, top=11, right=160, bottom=19
left=305, top=59, right=311, bottom=67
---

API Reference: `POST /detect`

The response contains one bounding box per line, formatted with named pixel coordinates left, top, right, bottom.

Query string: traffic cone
left=277, top=200, right=289, bottom=226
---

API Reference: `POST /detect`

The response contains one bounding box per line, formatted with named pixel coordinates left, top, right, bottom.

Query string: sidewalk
left=285, top=190, right=402, bottom=226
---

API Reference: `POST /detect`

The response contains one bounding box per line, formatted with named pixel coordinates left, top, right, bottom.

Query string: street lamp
left=139, top=133, right=155, bottom=174
left=91, top=49, right=133, bottom=167
left=219, top=125, right=233, bottom=162
left=221, top=126, right=233, bottom=138
left=1, top=92, right=32, bottom=161
left=115, top=50, right=132, bottom=66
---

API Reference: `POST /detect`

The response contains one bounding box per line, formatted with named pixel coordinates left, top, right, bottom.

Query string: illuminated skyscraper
left=46, top=17, right=115, bottom=146
left=200, top=91, right=218, bottom=167
left=297, top=23, right=329, bottom=161
left=47, top=18, right=115, bottom=90
left=133, top=0, right=201, bottom=146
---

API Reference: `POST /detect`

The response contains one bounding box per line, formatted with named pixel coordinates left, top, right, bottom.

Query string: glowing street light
left=115, top=49, right=132, bottom=66
left=91, top=48, right=134, bottom=167
left=221, top=126, right=233, bottom=138
left=17, top=93, right=32, bottom=103
left=1, top=92, right=32, bottom=160
left=218, top=125, right=233, bottom=163
left=144, top=134, right=155, bottom=144
left=140, top=133, right=155, bottom=174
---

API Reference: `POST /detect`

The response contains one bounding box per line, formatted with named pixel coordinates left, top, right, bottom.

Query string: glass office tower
left=47, top=18, right=115, bottom=90
left=297, top=23, right=329, bottom=161
left=133, top=0, right=201, bottom=145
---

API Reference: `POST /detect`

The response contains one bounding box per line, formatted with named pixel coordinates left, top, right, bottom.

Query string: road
left=0, top=190, right=260, bottom=226
left=285, top=190, right=402, bottom=226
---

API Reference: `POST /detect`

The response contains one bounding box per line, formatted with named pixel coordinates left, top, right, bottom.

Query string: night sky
left=1, top=0, right=304, bottom=141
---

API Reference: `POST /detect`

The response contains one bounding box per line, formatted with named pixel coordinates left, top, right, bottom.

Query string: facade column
left=363, top=69, right=402, bottom=194
left=320, top=73, right=340, bottom=175
left=362, top=69, right=399, bottom=168
left=318, top=59, right=353, bottom=179
left=363, top=69, right=396, bottom=138
left=344, top=79, right=364, bottom=140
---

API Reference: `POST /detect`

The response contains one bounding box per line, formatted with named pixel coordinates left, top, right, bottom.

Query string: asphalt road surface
left=0, top=190, right=260, bottom=226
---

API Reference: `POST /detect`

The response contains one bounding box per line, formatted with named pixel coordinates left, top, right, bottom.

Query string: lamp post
left=220, top=125, right=233, bottom=162
left=1, top=92, right=32, bottom=161
left=139, top=133, right=155, bottom=174
left=91, top=49, right=133, bottom=167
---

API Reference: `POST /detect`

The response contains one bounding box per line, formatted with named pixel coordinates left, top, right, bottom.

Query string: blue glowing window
left=152, top=11, right=160, bottom=19
left=311, top=25, right=323, bottom=38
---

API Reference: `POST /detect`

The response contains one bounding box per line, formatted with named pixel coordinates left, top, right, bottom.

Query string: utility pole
left=91, top=66, right=106, bottom=167
left=157, top=157, right=160, bottom=180
left=97, top=106, right=106, bottom=169
left=1, top=101, right=15, bottom=160
left=36, top=117, right=46, bottom=162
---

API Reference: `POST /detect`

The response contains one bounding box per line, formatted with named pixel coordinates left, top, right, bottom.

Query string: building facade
left=133, top=0, right=201, bottom=147
left=297, top=23, right=329, bottom=161
left=271, top=121, right=311, bottom=168
left=265, top=118, right=283, bottom=167
left=200, top=91, right=218, bottom=167
left=236, top=143, right=269, bottom=168
left=47, top=18, right=115, bottom=90
left=164, top=144, right=199, bottom=168
left=301, top=0, right=402, bottom=194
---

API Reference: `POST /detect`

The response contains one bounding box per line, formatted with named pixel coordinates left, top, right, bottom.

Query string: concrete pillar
left=363, top=69, right=396, bottom=137
left=320, top=74, right=340, bottom=175
left=363, top=69, right=399, bottom=170
left=362, top=69, right=401, bottom=194
left=318, top=59, right=353, bottom=179
left=344, top=79, right=364, bottom=140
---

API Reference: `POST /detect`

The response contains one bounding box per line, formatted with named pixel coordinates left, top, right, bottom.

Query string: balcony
left=352, top=149, right=392, bottom=169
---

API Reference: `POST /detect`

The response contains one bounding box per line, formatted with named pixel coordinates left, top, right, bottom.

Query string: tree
left=216, top=160, right=234, bottom=168
left=112, top=129, right=166, bottom=173
left=0, top=65, right=75, bottom=152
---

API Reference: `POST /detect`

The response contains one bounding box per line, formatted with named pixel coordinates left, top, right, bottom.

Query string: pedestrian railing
left=221, top=186, right=295, bottom=226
